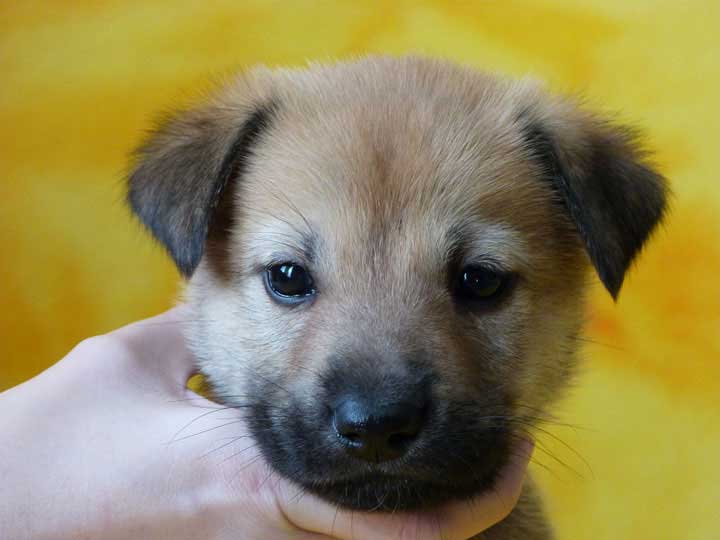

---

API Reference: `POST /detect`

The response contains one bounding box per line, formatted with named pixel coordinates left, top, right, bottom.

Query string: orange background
left=1, top=1, right=718, bottom=538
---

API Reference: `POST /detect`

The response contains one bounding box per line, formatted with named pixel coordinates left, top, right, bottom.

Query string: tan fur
left=129, top=56, right=667, bottom=538
left=186, top=57, right=583, bottom=537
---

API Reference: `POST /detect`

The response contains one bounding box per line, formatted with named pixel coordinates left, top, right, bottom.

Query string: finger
left=275, top=437, right=535, bottom=540
left=110, top=304, right=196, bottom=383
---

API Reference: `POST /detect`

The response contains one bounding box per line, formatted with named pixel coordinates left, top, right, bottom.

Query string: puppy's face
left=128, top=57, right=667, bottom=510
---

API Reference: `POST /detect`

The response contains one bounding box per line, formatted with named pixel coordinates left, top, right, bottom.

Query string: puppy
left=127, top=56, right=667, bottom=539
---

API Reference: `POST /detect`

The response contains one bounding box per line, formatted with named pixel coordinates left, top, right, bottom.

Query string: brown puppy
left=127, top=56, right=667, bottom=538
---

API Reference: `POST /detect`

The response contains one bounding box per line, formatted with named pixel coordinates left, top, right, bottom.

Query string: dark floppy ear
left=127, top=91, right=276, bottom=276
left=521, top=101, right=669, bottom=299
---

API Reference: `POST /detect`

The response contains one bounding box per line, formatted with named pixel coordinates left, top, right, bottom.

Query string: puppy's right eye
left=265, top=263, right=315, bottom=303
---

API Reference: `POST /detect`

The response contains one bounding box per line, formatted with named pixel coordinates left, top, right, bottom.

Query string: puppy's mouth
left=305, top=466, right=503, bottom=511
left=246, top=385, right=514, bottom=511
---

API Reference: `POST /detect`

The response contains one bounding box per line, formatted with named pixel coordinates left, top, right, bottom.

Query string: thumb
left=109, top=304, right=197, bottom=386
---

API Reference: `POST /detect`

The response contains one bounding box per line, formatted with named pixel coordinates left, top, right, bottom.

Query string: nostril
left=342, top=431, right=362, bottom=444
left=332, top=405, right=365, bottom=446
left=387, top=432, right=414, bottom=448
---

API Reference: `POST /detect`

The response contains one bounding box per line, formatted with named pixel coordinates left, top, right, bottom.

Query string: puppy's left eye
left=455, top=266, right=511, bottom=304
left=265, top=263, right=315, bottom=303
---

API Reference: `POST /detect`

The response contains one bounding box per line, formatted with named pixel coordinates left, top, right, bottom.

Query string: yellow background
left=1, top=1, right=718, bottom=538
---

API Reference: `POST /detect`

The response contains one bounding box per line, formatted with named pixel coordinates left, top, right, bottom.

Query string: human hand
left=0, top=307, right=533, bottom=540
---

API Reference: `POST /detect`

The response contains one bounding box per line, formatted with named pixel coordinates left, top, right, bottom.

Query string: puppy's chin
left=257, top=422, right=512, bottom=511
left=305, top=466, right=506, bottom=511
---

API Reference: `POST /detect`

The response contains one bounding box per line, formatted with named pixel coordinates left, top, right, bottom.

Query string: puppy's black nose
left=332, top=396, right=426, bottom=463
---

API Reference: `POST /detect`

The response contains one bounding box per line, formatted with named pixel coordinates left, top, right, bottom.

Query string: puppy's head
left=128, top=57, right=667, bottom=510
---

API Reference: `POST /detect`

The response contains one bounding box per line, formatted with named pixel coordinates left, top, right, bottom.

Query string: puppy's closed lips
left=127, top=55, right=668, bottom=535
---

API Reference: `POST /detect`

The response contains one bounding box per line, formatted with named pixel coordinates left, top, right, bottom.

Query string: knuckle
left=72, top=334, right=134, bottom=362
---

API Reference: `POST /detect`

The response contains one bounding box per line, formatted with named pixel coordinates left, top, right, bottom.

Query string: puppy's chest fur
left=128, top=56, right=667, bottom=537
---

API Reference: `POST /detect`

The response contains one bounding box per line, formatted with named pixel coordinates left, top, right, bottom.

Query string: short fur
left=128, top=56, right=668, bottom=538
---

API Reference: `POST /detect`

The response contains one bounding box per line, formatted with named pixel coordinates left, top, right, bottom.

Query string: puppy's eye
left=265, top=263, right=315, bottom=302
left=455, top=266, right=510, bottom=304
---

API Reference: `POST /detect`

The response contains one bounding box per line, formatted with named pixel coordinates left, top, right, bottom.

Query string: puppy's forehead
left=239, top=61, right=561, bottom=271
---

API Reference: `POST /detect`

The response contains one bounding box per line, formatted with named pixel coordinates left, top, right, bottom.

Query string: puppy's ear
left=127, top=84, right=276, bottom=276
left=521, top=99, right=669, bottom=298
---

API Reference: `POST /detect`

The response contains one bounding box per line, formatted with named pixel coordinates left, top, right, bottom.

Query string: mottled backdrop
left=1, top=1, right=718, bottom=538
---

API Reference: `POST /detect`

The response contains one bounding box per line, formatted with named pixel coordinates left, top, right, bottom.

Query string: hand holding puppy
left=0, top=307, right=533, bottom=540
